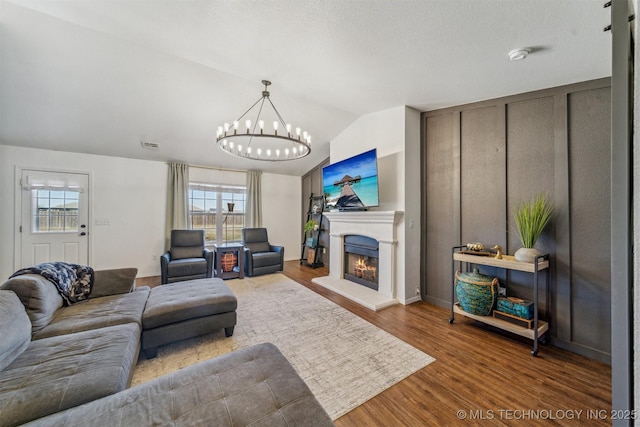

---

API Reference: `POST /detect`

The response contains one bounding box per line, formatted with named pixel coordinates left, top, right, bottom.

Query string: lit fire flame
left=353, top=257, right=377, bottom=281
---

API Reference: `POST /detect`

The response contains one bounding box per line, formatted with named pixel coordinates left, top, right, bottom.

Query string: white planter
left=514, top=247, right=542, bottom=263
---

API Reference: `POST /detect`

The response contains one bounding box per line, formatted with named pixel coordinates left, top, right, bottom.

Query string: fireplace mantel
left=313, top=210, right=403, bottom=311
left=323, top=210, right=403, bottom=226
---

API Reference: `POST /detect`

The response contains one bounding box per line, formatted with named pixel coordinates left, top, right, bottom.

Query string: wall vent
left=140, top=141, right=159, bottom=150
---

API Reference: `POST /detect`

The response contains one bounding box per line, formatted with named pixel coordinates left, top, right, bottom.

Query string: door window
left=32, top=190, right=80, bottom=233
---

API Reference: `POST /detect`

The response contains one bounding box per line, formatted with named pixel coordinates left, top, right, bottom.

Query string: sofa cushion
left=246, top=241, right=271, bottom=253
left=91, top=268, right=138, bottom=298
left=0, top=291, right=31, bottom=372
left=9, top=263, right=94, bottom=305
left=32, top=287, right=150, bottom=340
left=171, top=246, right=204, bottom=260
left=252, top=251, right=283, bottom=268
left=167, top=258, right=208, bottom=277
left=0, top=323, right=141, bottom=427
left=0, top=274, right=63, bottom=333
left=22, top=343, right=334, bottom=427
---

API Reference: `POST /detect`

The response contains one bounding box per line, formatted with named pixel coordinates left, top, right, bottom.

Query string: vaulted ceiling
left=0, top=0, right=611, bottom=175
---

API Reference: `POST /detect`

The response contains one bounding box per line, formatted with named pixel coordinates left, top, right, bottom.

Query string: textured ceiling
left=0, top=0, right=612, bottom=175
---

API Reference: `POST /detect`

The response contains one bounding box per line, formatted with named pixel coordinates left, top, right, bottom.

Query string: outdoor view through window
left=33, top=190, right=79, bottom=233
left=188, top=183, right=246, bottom=244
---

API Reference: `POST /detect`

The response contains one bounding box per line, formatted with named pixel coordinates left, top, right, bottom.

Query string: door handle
left=80, top=232, right=87, bottom=236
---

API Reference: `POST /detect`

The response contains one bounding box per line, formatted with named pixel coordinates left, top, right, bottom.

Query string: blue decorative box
left=497, top=297, right=534, bottom=320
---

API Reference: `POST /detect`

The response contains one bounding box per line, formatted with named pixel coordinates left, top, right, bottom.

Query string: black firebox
left=343, top=235, right=379, bottom=291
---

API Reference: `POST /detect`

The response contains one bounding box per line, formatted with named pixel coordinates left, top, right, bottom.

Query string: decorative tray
left=457, top=250, right=494, bottom=257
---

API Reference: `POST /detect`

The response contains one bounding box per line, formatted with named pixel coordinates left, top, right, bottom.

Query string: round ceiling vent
left=508, top=48, right=531, bottom=61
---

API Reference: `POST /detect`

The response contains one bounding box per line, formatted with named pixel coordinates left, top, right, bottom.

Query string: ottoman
left=141, top=278, right=237, bottom=358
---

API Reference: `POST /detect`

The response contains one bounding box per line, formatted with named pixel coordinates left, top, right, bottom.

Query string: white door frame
left=14, top=166, right=93, bottom=270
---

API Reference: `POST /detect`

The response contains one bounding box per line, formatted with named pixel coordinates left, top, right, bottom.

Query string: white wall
left=0, top=145, right=301, bottom=279
left=330, top=105, right=406, bottom=209
left=0, top=145, right=166, bottom=278
left=329, top=105, right=421, bottom=305
left=261, top=173, right=302, bottom=261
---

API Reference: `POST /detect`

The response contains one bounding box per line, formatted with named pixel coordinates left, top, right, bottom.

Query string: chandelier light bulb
left=273, top=121, right=279, bottom=131
left=222, top=139, right=227, bottom=147
left=259, top=120, right=264, bottom=130
left=233, top=121, right=239, bottom=129
left=224, top=123, right=230, bottom=132
left=245, top=119, right=251, bottom=131
left=285, top=148, right=290, bottom=156
left=286, top=123, right=292, bottom=134
left=247, top=147, right=252, bottom=154
left=276, top=149, right=280, bottom=157
left=307, top=135, right=311, bottom=144
left=303, top=131, right=308, bottom=140
left=292, top=147, right=297, bottom=154
left=296, top=127, right=301, bottom=136
left=238, top=145, right=242, bottom=152
left=257, top=148, right=262, bottom=156
left=229, top=141, right=234, bottom=149
left=267, top=149, right=271, bottom=157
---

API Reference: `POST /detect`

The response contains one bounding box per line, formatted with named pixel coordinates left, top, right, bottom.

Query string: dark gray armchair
left=242, top=228, right=284, bottom=277
left=161, top=230, right=213, bottom=284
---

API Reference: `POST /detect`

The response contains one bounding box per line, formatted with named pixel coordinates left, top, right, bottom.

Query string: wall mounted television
left=322, top=148, right=379, bottom=211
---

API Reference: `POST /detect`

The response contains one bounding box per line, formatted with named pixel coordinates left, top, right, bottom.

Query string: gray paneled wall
left=301, top=158, right=331, bottom=267
left=422, top=78, right=611, bottom=363
left=567, top=87, right=611, bottom=354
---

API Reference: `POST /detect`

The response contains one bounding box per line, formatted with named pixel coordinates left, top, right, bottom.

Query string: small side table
left=213, top=243, right=245, bottom=280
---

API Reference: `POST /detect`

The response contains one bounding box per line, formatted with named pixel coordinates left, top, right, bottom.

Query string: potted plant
left=304, top=220, right=318, bottom=247
left=513, top=193, right=553, bottom=262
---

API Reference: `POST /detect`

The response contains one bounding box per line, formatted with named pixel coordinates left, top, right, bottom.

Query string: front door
left=19, top=169, right=90, bottom=267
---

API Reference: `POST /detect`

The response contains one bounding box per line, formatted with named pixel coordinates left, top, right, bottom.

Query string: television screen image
left=322, top=149, right=379, bottom=210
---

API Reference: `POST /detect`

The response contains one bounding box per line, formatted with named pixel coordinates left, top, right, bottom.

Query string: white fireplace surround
left=312, top=210, right=403, bottom=311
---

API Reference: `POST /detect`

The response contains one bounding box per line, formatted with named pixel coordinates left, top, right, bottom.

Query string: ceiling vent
left=508, top=48, right=530, bottom=61
left=140, top=141, right=159, bottom=150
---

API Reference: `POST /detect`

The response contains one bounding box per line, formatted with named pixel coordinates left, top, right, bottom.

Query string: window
left=32, top=190, right=80, bottom=233
left=189, top=183, right=246, bottom=244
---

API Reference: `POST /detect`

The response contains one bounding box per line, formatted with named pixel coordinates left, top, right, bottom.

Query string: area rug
left=131, top=273, right=435, bottom=420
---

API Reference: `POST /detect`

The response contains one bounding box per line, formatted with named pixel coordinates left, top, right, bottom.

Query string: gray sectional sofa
left=0, top=269, right=333, bottom=427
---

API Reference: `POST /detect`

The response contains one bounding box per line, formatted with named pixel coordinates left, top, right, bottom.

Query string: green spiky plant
left=514, top=194, right=553, bottom=248
left=304, top=220, right=316, bottom=236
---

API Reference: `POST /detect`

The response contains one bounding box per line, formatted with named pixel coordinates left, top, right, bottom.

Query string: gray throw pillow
left=0, top=290, right=32, bottom=371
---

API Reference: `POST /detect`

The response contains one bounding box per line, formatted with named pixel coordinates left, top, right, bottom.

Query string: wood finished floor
left=138, top=261, right=612, bottom=426
left=281, top=261, right=611, bottom=427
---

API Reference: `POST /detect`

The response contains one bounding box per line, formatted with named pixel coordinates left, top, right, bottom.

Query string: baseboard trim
left=402, top=295, right=422, bottom=305
left=424, top=295, right=450, bottom=310
left=549, top=337, right=611, bottom=365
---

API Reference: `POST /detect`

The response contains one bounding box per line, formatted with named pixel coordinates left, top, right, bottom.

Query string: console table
left=214, top=243, right=244, bottom=280
left=449, top=245, right=550, bottom=356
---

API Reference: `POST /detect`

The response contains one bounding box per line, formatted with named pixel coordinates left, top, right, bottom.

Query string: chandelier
left=216, top=80, right=312, bottom=161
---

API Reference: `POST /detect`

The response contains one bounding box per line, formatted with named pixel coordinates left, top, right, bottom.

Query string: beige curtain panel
left=245, top=169, right=262, bottom=228
left=165, top=162, right=190, bottom=249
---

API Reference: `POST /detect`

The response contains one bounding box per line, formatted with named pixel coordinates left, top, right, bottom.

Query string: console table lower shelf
left=453, top=303, right=548, bottom=348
